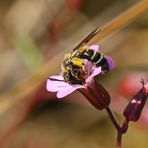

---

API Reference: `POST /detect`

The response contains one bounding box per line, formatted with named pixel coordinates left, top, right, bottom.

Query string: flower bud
left=123, top=81, right=148, bottom=122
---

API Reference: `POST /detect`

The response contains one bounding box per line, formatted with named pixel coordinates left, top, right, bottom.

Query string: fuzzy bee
left=62, top=45, right=110, bottom=84
left=62, top=27, right=112, bottom=84
left=62, top=53, right=88, bottom=84
left=72, top=45, right=110, bottom=73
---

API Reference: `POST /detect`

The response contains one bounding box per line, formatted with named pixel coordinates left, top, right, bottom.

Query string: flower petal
left=144, top=82, right=148, bottom=93
left=90, top=66, right=102, bottom=77
left=84, top=59, right=93, bottom=74
left=85, top=67, right=102, bottom=83
left=46, top=77, right=68, bottom=92
left=57, top=84, right=85, bottom=98
left=89, top=45, right=99, bottom=52
left=104, top=56, right=115, bottom=70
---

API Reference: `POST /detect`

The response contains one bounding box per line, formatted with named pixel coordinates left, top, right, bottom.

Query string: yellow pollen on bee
left=71, top=57, right=83, bottom=67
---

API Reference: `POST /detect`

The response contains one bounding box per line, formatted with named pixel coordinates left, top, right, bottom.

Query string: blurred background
left=0, top=0, right=147, bottom=147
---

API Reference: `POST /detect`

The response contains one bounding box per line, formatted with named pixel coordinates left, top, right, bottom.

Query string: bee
left=74, top=45, right=110, bottom=73
left=62, top=27, right=110, bottom=84
left=62, top=54, right=88, bottom=84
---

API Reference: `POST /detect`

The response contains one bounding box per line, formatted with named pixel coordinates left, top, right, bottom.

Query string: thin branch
left=116, top=131, right=122, bottom=148
left=87, top=0, right=148, bottom=45
left=115, top=120, right=129, bottom=148
left=105, top=106, right=121, bottom=131
left=106, top=106, right=129, bottom=148
left=0, top=52, right=64, bottom=116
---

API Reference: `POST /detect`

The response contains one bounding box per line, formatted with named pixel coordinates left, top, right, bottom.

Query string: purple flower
left=123, top=80, right=148, bottom=122
left=46, top=65, right=102, bottom=98
left=46, top=45, right=115, bottom=110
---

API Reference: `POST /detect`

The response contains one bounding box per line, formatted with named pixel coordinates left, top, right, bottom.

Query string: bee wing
left=73, top=27, right=101, bottom=51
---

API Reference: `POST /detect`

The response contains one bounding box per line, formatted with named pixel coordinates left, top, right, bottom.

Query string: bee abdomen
left=79, top=49, right=94, bottom=60
left=79, top=49, right=109, bottom=72
left=96, top=57, right=109, bottom=72
left=91, top=52, right=101, bottom=63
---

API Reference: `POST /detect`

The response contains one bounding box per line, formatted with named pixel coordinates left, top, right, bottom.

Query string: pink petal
left=46, top=77, right=68, bottom=92
left=85, top=67, right=102, bottom=83
left=84, top=59, right=93, bottom=74
left=144, top=82, right=148, bottom=93
left=90, top=66, right=102, bottom=77
left=57, top=84, right=85, bottom=98
left=89, top=45, right=99, bottom=52
left=104, top=56, right=115, bottom=71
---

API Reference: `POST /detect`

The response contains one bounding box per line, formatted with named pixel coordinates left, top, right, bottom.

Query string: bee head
left=62, top=52, right=89, bottom=84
